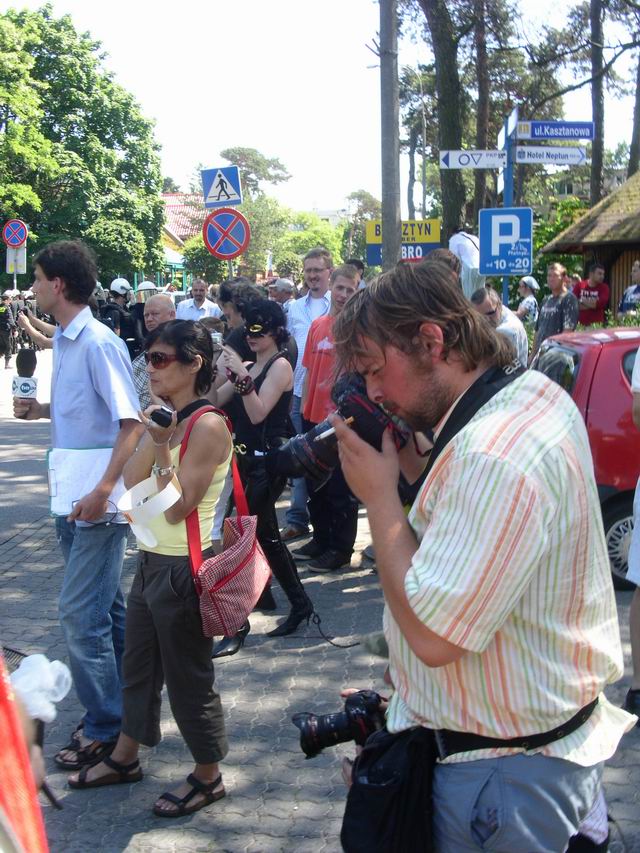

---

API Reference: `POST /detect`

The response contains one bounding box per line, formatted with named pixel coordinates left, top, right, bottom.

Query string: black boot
left=267, top=569, right=314, bottom=637
left=254, top=583, right=277, bottom=611
left=212, top=620, right=250, bottom=658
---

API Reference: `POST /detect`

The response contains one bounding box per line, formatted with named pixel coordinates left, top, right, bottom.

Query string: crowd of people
left=6, top=235, right=640, bottom=850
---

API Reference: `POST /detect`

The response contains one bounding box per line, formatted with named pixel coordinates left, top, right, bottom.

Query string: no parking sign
left=202, top=208, right=251, bottom=261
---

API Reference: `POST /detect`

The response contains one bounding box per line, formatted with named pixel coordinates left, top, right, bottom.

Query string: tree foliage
left=220, top=146, right=291, bottom=198
left=276, top=212, right=344, bottom=268
left=182, top=234, right=228, bottom=283
left=0, top=4, right=164, bottom=287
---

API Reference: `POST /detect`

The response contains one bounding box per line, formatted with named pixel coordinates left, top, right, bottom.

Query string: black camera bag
left=341, top=726, right=436, bottom=853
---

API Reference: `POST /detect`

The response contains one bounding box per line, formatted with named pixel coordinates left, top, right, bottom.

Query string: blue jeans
left=285, top=394, right=309, bottom=529
left=432, top=754, right=602, bottom=852
left=55, top=518, right=128, bottom=741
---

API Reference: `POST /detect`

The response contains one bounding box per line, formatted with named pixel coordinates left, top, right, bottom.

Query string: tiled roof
left=162, top=193, right=206, bottom=243
left=543, top=171, right=640, bottom=253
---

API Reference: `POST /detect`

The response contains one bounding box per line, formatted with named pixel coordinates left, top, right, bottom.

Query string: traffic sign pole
left=502, top=123, right=516, bottom=303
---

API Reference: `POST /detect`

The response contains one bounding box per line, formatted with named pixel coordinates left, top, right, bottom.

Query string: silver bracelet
left=151, top=463, right=175, bottom=477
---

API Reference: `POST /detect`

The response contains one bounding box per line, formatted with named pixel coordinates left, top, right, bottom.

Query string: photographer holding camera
left=327, top=261, right=635, bottom=852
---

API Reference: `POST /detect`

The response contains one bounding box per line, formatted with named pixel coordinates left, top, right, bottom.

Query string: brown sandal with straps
left=54, top=737, right=116, bottom=771
left=153, top=773, right=225, bottom=818
left=68, top=754, right=143, bottom=789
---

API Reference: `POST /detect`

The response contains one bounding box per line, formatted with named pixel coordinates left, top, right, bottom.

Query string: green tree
left=0, top=4, right=164, bottom=286
left=276, top=212, right=344, bottom=268
left=220, top=146, right=290, bottom=198
left=238, top=194, right=291, bottom=279
left=182, top=234, right=228, bottom=283
left=341, top=190, right=382, bottom=261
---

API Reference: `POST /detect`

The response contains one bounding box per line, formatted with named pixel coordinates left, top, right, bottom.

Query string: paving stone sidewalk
left=2, top=513, right=639, bottom=851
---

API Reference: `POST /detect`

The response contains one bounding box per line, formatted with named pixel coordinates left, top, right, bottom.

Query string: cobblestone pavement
left=1, top=354, right=639, bottom=851
left=1, top=515, right=638, bottom=852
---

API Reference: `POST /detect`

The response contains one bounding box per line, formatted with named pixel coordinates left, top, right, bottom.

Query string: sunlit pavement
left=1, top=350, right=638, bottom=851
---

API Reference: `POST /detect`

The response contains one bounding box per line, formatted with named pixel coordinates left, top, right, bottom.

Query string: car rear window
left=623, top=349, right=636, bottom=385
left=531, top=344, right=581, bottom=393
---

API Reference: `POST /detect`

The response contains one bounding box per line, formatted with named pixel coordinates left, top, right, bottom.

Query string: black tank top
left=226, top=352, right=293, bottom=452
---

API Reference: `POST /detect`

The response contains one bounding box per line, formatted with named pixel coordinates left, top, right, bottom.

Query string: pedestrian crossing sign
left=201, top=166, right=243, bottom=208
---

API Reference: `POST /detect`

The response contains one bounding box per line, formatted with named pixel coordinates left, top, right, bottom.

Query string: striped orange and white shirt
left=385, top=369, right=635, bottom=765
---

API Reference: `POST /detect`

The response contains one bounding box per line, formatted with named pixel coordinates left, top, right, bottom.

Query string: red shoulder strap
left=180, top=405, right=249, bottom=575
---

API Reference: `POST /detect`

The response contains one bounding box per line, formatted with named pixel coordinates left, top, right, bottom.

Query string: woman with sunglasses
left=213, top=299, right=313, bottom=653
left=69, top=320, right=233, bottom=819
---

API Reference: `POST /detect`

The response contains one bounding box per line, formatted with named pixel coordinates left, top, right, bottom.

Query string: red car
left=531, top=328, right=640, bottom=590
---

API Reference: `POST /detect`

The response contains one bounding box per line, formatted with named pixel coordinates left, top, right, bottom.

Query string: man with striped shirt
left=332, top=261, right=635, bottom=852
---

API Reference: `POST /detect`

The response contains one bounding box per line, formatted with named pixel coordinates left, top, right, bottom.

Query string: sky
left=3, top=0, right=635, bottom=217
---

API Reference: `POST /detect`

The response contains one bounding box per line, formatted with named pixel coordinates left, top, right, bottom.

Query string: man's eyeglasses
left=304, top=267, right=327, bottom=275
left=144, top=352, right=179, bottom=369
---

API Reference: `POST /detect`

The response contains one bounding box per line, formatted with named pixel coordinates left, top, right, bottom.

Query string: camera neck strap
left=415, top=360, right=524, bottom=492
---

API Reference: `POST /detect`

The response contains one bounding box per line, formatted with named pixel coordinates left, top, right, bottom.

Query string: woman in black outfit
left=213, top=299, right=313, bottom=654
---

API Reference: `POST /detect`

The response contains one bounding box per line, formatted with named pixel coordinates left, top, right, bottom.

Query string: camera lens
left=292, top=711, right=353, bottom=758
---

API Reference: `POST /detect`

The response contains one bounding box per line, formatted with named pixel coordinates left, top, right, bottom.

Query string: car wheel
left=602, top=498, right=637, bottom=591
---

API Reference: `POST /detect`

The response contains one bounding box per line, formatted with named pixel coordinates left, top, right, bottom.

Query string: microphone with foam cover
left=16, top=348, right=37, bottom=378
left=13, top=349, right=38, bottom=416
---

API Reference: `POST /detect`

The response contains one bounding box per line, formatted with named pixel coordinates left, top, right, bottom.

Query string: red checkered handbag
left=181, top=406, right=271, bottom=637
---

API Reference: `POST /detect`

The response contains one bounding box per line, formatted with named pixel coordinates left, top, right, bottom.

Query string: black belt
left=433, top=698, right=598, bottom=760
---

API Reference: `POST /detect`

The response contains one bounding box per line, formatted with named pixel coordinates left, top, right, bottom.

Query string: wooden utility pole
left=380, top=0, right=401, bottom=270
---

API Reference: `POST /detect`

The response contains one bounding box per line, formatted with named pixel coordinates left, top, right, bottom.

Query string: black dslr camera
left=266, top=373, right=410, bottom=486
left=292, top=690, right=385, bottom=759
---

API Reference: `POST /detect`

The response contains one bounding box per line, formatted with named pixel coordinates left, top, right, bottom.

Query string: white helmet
left=110, top=277, right=132, bottom=296
left=138, top=281, right=157, bottom=292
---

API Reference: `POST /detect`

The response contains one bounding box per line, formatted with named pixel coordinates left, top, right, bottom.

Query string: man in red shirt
left=291, top=264, right=359, bottom=572
left=573, top=262, right=610, bottom=326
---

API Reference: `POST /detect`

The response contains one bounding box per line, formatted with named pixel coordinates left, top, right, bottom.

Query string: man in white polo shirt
left=176, top=279, right=221, bottom=321
left=281, top=248, right=332, bottom=541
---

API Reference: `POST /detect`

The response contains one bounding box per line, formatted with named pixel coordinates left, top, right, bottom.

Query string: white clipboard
left=47, top=447, right=126, bottom=517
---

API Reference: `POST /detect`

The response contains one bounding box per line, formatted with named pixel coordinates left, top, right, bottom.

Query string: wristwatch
left=151, top=463, right=175, bottom=477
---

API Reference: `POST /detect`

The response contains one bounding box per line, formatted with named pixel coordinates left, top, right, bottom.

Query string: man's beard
left=383, top=361, right=455, bottom=433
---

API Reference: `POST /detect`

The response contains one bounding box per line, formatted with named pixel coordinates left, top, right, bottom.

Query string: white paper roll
left=117, top=473, right=181, bottom=547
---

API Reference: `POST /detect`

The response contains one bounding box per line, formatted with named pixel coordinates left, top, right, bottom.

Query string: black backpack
left=97, top=302, right=124, bottom=334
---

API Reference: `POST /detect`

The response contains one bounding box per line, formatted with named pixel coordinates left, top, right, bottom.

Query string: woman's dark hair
left=243, top=299, right=289, bottom=347
left=217, top=281, right=265, bottom=318
left=145, top=320, right=214, bottom=395
left=33, top=240, right=98, bottom=305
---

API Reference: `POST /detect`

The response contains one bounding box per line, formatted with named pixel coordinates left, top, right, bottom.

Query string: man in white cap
left=176, top=279, right=221, bottom=321
left=268, top=278, right=295, bottom=312
left=516, top=275, right=540, bottom=327
left=107, top=278, right=140, bottom=357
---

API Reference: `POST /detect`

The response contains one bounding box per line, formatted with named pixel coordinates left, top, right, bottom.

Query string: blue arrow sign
left=479, top=207, right=533, bottom=276
left=201, top=166, right=243, bottom=208
left=517, top=120, right=594, bottom=141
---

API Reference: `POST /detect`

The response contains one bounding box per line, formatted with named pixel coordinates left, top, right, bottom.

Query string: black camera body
left=292, top=690, right=385, bottom=759
left=149, top=405, right=173, bottom=428
left=266, top=373, right=410, bottom=486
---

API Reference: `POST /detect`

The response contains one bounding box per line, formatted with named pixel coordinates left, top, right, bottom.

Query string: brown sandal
left=68, top=754, right=143, bottom=789
left=54, top=737, right=116, bottom=770
left=153, top=773, right=225, bottom=818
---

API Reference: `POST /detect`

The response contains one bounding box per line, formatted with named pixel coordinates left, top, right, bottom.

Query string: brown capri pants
left=121, top=549, right=228, bottom=765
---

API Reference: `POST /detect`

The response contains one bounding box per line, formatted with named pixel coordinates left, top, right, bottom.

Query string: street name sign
left=479, top=207, right=533, bottom=276
left=2, top=219, right=28, bottom=248
left=439, top=150, right=507, bottom=169
left=516, top=146, right=587, bottom=166
left=365, top=219, right=440, bottom=265
left=202, top=207, right=251, bottom=260
left=201, top=166, right=243, bottom=208
left=516, top=121, right=594, bottom=141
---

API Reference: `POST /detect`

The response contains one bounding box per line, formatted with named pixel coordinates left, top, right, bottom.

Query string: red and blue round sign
left=202, top=208, right=250, bottom=260
left=2, top=219, right=28, bottom=248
